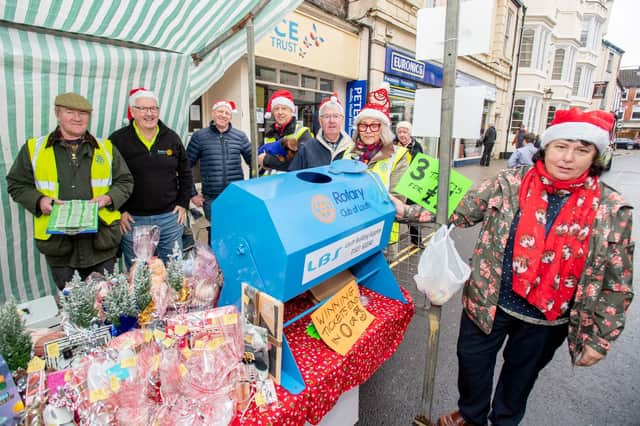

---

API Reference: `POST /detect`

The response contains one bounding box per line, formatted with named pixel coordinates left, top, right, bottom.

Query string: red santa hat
left=540, top=107, right=614, bottom=153
left=318, top=92, right=344, bottom=116
left=127, top=87, right=158, bottom=121
left=354, top=82, right=391, bottom=127
left=211, top=99, right=237, bottom=114
left=264, top=89, right=295, bottom=119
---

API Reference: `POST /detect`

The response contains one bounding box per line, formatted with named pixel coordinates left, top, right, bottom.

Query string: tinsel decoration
left=62, top=271, right=98, bottom=329
left=0, top=299, right=33, bottom=371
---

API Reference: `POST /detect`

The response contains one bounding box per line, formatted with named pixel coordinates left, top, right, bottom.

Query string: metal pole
left=414, top=0, right=460, bottom=424
left=246, top=17, right=259, bottom=178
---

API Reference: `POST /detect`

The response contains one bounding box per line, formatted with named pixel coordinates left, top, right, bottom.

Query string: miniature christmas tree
left=0, top=299, right=33, bottom=371
left=167, top=242, right=184, bottom=293
left=62, top=271, right=98, bottom=328
left=133, top=261, right=152, bottom=312
left=103, top=274, right=137, bottom=328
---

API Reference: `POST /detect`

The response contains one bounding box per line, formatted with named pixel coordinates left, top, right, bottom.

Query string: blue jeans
left=121, top=212, right=183, bottom=268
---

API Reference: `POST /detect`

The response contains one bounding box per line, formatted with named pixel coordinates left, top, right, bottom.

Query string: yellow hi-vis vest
left=27, top=135, right=120, bottom=240
left=264, top=125, right=313, bottom=144
left=345, top=145, right=407, bottom=244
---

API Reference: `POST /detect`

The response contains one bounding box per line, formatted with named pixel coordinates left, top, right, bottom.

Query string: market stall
left=0, top=162, right=414, bottom=425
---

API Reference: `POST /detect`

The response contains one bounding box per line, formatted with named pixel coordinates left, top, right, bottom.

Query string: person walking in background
left=479, top=123, right=496, bottom=167
left=391, top=108, right=634, bottom=426
left=289, top=93, right=352, bottom=171
left=395, top=120, right=425, bottom=248
left=187, top=99, right=251, bottom=223
left=7, top=93, right=133, bottom=289
left=512, top=124, right=526, bottom=148
left=109, top=88, right=192, bottom=268
left=258, top=89, right=314, bottom=173
left=508, top=132, right=539, bottom=168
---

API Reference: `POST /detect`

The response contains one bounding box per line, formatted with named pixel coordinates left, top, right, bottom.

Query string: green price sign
left=394, top=153, right=472, bottom=218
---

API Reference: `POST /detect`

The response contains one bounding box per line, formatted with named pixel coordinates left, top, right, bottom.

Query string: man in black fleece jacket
left=109, top=88, right=192, bottom=267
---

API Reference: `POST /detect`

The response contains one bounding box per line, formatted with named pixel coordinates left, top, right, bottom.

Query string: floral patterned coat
left=451, top=166, right=634, bottom=363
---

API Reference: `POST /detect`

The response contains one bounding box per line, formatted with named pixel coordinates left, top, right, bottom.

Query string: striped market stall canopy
left=0, top=0, right=302, bottom=302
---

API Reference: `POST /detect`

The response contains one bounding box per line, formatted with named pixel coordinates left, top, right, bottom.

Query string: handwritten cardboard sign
left=311, top=280, right=374, bottom=355
left=394, top=153, right=472, bottom=218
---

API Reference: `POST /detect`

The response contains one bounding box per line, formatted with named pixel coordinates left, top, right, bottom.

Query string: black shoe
left=410, top=237, right=426, bottom=249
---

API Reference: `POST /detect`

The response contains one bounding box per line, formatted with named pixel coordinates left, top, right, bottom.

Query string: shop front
left=252, top=9, right=362, bottom=144
left=383, top=46, right=497, bottom=165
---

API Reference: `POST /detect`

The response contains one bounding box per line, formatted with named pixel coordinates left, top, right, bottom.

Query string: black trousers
left=50, top=257, right=117, bottom=290
left=480, top=143, right=494, bottom=166
left=457, top=308, right=567, bottom=426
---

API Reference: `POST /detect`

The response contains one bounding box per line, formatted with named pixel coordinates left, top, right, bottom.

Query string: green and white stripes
left=0, top=0, right=302, bottom=302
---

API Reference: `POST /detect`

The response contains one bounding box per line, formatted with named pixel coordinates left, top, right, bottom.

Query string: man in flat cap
left=110, top=88, right=192, bottom=268
left=7, top=92, right=134, bottom=290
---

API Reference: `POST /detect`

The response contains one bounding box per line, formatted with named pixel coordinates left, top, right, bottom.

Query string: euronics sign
left=385, top=47, right=442, bottom=87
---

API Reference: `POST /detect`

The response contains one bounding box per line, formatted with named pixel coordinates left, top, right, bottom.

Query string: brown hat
left=54, top=93, right=92, bottom=112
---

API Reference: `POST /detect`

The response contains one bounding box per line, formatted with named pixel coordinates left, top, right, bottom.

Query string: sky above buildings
left=606, top=0, right=638, bottom=67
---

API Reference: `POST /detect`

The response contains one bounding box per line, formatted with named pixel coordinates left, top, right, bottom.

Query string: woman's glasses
left=357, top=122, right=381, bottom=132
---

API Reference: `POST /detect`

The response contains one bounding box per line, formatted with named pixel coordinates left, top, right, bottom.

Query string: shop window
left=256, top=66, right=276, bottom=82
left=511, top=99, right=525, bottom=133
left=546, top=106, right=556, bottom=128
left=280, top=70, right=299, bottom=86
left=319, top=78, right=333, bottom=92
left=606, top=52, right=614, bottom=73
left=518, top=28, right=534, bottom=68
left=551, top=48, right=565, bottom=80
left=572, top=67, right=582, bottom=96
left=302, top=75, right=317, bottom=89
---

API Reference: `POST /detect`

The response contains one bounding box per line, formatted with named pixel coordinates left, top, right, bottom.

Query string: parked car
left=614, top=138, right=640, bottom=150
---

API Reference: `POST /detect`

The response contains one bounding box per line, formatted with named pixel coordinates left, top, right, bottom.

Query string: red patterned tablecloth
left=233, top=286, right=415, bottom=425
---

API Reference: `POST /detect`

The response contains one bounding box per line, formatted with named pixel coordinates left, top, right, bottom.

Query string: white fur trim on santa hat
left=319, top=96, right=344, bottom=116
left=270, top=95, right=295, bottom=112
left=541, top=121, right=609, bottom=153
left=212, top=100, right=237, bottom=113
left=129, top=89, right=158, bottom=107
left=354, top=108, right=391, bottom=127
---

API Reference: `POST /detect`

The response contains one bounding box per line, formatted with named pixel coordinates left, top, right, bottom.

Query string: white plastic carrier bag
left=413, top=224, right=471, bottom=305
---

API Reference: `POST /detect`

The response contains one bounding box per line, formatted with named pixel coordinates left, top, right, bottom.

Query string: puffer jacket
left=288, top=130, right=353, bottom=171
left=452, top=167, right=634, bottom=362
left=187, top=122, right=251, bottom=200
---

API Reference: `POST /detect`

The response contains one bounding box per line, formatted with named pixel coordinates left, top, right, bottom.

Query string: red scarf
left=355, top=139, right=383, bottom=164
left=512, top=161, right=600, bottom=321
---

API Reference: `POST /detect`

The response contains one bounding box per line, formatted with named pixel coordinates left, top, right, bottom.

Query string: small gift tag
left=179, top=364, right=188, bottom=377
left=110, top=376, right=121, bottom=393
left=182, top=347, right=192, bottom=359
left=121, top=356, right=137, bottom=368
left=174, top=324, right=189, bottom=337
left=27, top=356, right=46, bottom=373
left=48, top=342, right=60, bottom=358
left=223, top=313, right=238, bottom=325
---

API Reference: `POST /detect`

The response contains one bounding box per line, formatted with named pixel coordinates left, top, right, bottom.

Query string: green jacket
left=6, top=128, right=133, bottom=268
left=453, top=167, right=634, bottom=362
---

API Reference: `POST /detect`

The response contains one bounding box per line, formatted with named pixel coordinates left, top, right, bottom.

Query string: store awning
left=0, top=0, right=302, bottom=302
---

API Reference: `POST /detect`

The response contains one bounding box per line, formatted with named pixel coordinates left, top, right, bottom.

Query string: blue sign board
left=345, top=80, right=367, bottom=135
left=385, top=48, right=443, bottom=87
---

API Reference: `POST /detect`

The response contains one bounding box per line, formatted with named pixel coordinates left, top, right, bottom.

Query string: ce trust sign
left=256, top=11, right=359, bottom=78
